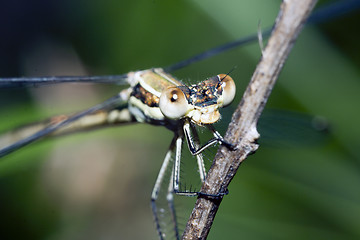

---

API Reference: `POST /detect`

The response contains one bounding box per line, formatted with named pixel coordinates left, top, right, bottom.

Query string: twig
left=182, top=0, right=318, bottom=239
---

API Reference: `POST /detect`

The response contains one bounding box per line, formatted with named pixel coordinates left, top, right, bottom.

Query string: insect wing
left=0, top=74, right=130, bottom=88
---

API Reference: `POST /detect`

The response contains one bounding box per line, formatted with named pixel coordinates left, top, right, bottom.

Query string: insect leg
left=173, top=127, right=198, bottom=197
left=172, top=134, right=183, bottom=194
left=151, top=135, right=177, bottom=240
left=166, top=167, right=180, bottom=240
left=207, top=124, right=235, bottom=150
left=189, top=122, right=206, bottom=182
left=183, top=120, right=232, bottom=156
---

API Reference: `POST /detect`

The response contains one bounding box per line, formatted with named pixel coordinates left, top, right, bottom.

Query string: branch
left=182, top=0, right=318, bottom=239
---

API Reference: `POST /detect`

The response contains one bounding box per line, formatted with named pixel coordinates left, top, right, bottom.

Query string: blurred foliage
left=0, top=0, right=359, bottom=239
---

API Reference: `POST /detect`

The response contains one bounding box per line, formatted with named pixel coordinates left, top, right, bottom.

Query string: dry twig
left=182, top=0, right=318, bottom=239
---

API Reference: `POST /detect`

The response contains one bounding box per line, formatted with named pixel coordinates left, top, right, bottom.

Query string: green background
left=0, top=0, right=359, bottom=239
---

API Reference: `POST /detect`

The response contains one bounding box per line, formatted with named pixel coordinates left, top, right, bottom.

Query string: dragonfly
left=0, top=1, right=358, bottom=239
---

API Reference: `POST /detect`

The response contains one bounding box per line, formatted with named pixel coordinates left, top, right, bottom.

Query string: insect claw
left=197, top=188, right=229, bottom=200
left=221, top=140, right=236, bottom=151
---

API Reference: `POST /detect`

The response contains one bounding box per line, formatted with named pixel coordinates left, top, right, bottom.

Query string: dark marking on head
left=131, top=83, right=160, bottom=107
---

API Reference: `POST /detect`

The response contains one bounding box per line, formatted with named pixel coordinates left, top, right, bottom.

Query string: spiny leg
left=158, top=120, right=233, bottom=240
left=172, top=128, right=198, bottom=197
left=182, top=120, right=229, bottom=156
left=173, top=134, right=189, bottom=195
left=207, top=124, right=235, bottom=150
left=166, top=167, right=180, bottom=240
left=151, top=135, right=177, bottom=240
left=189, top=122, right=206, bottom=182
left=172, top=120, right=211, bottom=196
left=181, top=120, right=232, bottom=198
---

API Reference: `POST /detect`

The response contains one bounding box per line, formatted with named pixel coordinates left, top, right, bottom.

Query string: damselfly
left=0, top=1, right=358, bottom=239
left=1, top=66, right=236, bottom=239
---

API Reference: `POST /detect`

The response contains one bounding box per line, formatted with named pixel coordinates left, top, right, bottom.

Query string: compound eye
left=219, top=74, right=236, bottom=107
left=159, top=87, right=189, bottom=119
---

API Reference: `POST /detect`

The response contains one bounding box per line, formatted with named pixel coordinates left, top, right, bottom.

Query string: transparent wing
left=258, top=110, right=330, bottom=147
left=1, top=0, right=356, bottom=91
left=164, top=0, right=360, bottom=72
left=0, top=74, right=130, bottom=88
